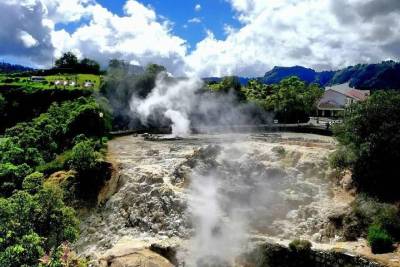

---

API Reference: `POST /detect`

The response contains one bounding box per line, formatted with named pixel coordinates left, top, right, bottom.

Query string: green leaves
left=335, top=91, right=400, bottom=201
left=243, top=76, right=323, bottom=123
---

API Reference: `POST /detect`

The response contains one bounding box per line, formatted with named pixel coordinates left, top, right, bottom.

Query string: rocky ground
left=74, top=133, right=398, bottom=266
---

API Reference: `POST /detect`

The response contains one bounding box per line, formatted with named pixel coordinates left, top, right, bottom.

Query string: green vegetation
left=0, top=95, right=110, bottom=266
left=332, top=91, right=400, bottom=201
left=328, top=91, right=400, bottom=253
left=242, top=77, right=323, bottom=122
left=0, top=73, right=101, bottom=90
left=208, top=76, right=246, bottom=101
left=288, top=239, right=312, bottom=254
left=367, top=225, right=394, bottom=254
left=55, top=52, right=100, bottom=74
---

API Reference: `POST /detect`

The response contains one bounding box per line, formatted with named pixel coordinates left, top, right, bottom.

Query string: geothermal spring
left=74, top=132, right=367, bottom=266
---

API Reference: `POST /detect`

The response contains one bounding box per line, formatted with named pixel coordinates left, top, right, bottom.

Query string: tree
left=79, top=58, right=100, bottom=74
left=245, top=77, right=323, bottom=123
left=55, top=52, right=79, bottom=70
left=208, top=76, right=246, bottom=101
left=334, top=91, right=400, bottom=201
left=68, top=141, right=98, bottom=174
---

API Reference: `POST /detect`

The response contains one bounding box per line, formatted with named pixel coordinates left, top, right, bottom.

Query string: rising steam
left=129, top=72, right=270, bottom=137
left=130, top=73, right=203, bottom=137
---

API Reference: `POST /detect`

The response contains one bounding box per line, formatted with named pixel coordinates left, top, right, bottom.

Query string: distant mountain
left=330, top=61, right=400, bottom=90
left=261, top=61, right=400, bottom=90
left=0, top=62, right=33, bottom=73
left=262, top=66, right=335, bottom=86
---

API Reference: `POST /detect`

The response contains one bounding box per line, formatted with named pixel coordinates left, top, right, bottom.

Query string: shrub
left=39, top=242, right=87, bottom=267
left=22, top=172, right=44, bottom=194
left=329, top=146, right=355, bottom=171
left=334, top=91, right=400, bottom=201
left=368, top=225, right=394, bottom=254
left=68, top=141, right=99, bottom=174
left=288, top=239, right=312, bottom=253
left=36, top=150, right=73, bottom=175
left=0, top=163, right=33, bottom=196
left=0, top=233, right=44, bottom=267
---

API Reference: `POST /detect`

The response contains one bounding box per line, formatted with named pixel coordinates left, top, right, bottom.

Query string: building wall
left=319, top=89, right=347, bottom=109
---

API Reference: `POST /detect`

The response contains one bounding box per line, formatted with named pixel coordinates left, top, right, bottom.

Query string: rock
left=340, top=173, right=354, bottom=191
left=108, top=250, right=173, bottom=267
left=98, top=238, right=173, bottom=267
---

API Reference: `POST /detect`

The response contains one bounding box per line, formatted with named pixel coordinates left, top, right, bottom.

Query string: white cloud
left=41, top=0, right=95, bottom=24
left=19, top=31, right=39, bottom=48
left=185, top=0, right=400, bottom=77
left=0, top=0, right=54, bottom=66
left=195, top=4, right=201, bottom=12
left=1, top=0, right=400, bottom=76
left=52, top=1, right=188, bottom=74
left=188, top=17, right=202, bottom=24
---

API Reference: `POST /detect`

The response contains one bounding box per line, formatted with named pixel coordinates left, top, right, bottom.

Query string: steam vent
left=75, top=133, right=390, bottom=267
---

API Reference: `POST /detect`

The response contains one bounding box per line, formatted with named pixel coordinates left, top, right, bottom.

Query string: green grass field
left=0, top=73, right=102, bottom=90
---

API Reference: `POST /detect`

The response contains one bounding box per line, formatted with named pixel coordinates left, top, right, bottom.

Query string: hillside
left=261, top=61, right=400, bottom=90
left=0, top=62, right=33, bottom=73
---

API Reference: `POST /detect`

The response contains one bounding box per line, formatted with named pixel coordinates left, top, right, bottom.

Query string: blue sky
left=60, top=0, right=242, bottom=51
left=1, top=0, right=399, bottom=76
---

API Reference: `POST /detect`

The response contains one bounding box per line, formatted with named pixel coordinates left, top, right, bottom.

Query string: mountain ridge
left=204, top=61, right=400, bottom=90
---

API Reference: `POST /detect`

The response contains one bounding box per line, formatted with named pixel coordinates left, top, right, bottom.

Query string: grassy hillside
left=0, top=73, right=102, bottom=90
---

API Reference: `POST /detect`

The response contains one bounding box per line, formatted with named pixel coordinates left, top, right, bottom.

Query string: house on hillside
left=317, top=83, right=370, bottom=117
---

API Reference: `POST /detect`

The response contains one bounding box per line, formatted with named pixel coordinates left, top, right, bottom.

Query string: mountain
left=0, top=62, right=33, bottom=73
left=330, top=61, right=400, bottom=90
left=261, top=61, right=400, bottom=90
left=262, top=66, right=335, bottom=86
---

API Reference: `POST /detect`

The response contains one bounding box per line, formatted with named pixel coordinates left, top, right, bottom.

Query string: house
left=84, top=81, right=93, bottom=88
left=317, top=83, right=370, bottom=117
left=31, top=76, right=45, bottom=82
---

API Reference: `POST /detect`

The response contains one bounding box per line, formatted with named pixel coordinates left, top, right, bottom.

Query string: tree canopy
left=243, top=77, right=323, bottom=123
left=333, top=91, right=400, bottom=201
left=54, top=52, right=100, bottom=74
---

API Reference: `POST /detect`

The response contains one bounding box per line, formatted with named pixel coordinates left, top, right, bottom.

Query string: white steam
left=130, top=73, right=204, bottom=137
left=129, top=72, right=270, bottom=137
left=186, top=171, right=247, bottom=266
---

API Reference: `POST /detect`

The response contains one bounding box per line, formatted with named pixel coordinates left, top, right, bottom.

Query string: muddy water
left=75, top=133, right=351, bottom=264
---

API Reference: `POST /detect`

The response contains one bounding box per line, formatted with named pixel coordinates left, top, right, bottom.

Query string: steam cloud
left=129, top=72, right=269, bottom=137
left=186, top=171, right=248, bottom=266
left=130, top=73, right=202, bottom=137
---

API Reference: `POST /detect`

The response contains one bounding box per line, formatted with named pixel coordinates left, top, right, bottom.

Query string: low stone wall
left=244, top=242, right=382, bottom=267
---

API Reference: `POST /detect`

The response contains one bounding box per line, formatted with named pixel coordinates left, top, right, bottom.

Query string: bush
left=22, top=172, right=44, bottom=194
left=343, top=196, right=400, bottom=241
left=288, top=239, right=312, bottom=253
left=334, top=91, right=400, bottom=201
left=68, top=141, right=99, bottom=174
left=368, top=225, right=394, bottom=254
left=36, top=150, right=73, bottom=175
left=0, top=163, right=33, bottom=197
left=0, top=233, right=44, bottom=267
left=329, top=146, right=355, bottom=171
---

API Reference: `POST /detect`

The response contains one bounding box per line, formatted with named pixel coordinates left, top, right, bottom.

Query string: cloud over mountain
left=186, top=0, right=400, bottom=77
left=0, top=0, right=399, bottom=76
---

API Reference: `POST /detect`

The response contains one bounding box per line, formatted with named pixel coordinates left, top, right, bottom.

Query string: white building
left=317, top=84, right=370, bottom=117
